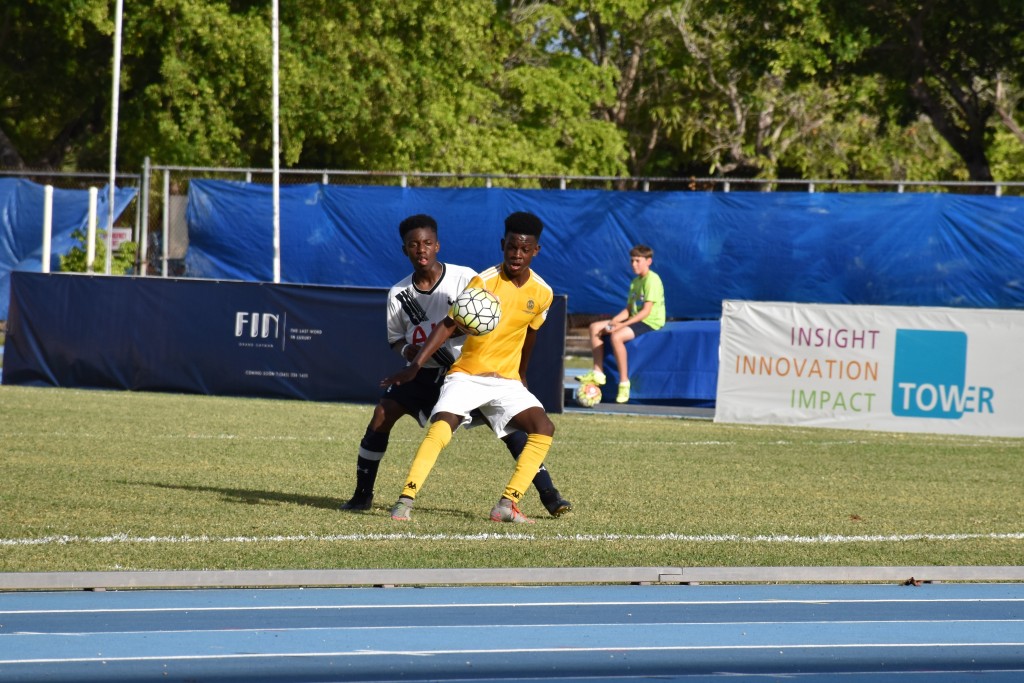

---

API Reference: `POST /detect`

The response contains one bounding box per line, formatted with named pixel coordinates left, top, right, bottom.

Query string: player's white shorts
left=431, top=373, right=543, bottom=438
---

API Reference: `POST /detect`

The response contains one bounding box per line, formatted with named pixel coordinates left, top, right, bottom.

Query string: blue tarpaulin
left=0, top=178, right=137, bottom=319
left=186, top=181, right=1024, bottom=319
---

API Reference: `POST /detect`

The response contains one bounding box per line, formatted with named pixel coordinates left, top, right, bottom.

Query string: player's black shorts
left=629, top=321, right=656, bottom=337
left=381, top=366, right=446, bottom=426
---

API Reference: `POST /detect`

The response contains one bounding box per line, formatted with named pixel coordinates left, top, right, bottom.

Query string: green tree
left=1, top=0, right=629, bottom=178
left=0, top=0, right=113, bottom=168
left=818, top=0, right=1024, bottom=184
left=656, top=0, right=1003, bottom=183
left=4, top=0, right=1021, bottom=185
left=0, top=0, right=269, bottom=169
left=280, top=1, right=626, bottom=178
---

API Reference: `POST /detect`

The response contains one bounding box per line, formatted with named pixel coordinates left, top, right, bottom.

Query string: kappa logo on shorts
left=891, top=329, right=994, bottom=419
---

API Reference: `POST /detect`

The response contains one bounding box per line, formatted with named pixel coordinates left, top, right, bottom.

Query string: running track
left=1, top=583, right=1022, bottom=681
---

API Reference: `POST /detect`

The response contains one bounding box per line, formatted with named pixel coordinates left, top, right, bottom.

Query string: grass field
left=1, top=384, right=1022, bottom=573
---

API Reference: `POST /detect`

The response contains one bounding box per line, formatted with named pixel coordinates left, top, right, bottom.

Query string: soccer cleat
left=490, top=500, right=535, bottom=523
left=543, top=497, right=573, bottom=517
left=390, top=498, right=414, bottom=521
left=340, top=493, right=373, bottom=511
left=616, top=381, right=631, bottom=403
left=574, top=370, right=607, bottom=386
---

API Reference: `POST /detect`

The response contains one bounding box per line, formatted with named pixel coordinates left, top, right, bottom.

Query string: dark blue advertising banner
left=3, top=273, right=566, bottom=412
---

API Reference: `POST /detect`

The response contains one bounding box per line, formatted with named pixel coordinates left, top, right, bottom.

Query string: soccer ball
left=574, top=382, right=602, bottom=408
left=450, top=287, right=501, bottom=336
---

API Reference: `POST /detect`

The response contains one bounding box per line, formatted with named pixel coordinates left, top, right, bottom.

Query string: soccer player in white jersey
left=340, top=214, right=571, bottom=516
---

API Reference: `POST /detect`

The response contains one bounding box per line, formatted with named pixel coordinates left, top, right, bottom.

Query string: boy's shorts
left=431, top=372, right=543, bottom=438
left=382, top=366, right=446, bottom=427
left=629, top=321, right=656, bottom=337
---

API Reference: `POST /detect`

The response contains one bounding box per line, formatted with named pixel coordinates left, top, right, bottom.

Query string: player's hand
left=382, top=366, right=418, bottom=388
left=401, top=343, right=421, bottom=362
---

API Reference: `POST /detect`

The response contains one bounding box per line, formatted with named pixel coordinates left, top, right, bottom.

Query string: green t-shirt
left=627, top=270, right=666, bottom=330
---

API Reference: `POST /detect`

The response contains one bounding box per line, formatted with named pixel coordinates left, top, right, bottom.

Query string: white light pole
left=106, top=0, right=124, bottom=275
left=271, top=0, right=281, bottom=283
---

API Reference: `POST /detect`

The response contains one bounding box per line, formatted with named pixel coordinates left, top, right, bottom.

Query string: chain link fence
left=0, top=168, right=142, bottom=274
left=6, top=165, right=1024, bottom=281
left=139, top=164, right=1024, bottom=280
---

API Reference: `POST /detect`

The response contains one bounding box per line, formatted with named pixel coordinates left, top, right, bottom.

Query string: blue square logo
left=891, top=330, right=967, bottom=419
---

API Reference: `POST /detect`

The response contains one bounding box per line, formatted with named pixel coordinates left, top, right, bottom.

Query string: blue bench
left=598, top=319, right=720, bottom=406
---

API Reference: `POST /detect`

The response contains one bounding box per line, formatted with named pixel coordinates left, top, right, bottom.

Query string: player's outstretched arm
left=381, top=318, right=458, bottom=387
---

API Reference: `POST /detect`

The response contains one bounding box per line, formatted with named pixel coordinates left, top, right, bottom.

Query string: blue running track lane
left=0, top=583, right=1022, bottom=682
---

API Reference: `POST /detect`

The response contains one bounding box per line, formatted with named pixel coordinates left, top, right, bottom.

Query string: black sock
left=354, top=427, right=389, bottom=496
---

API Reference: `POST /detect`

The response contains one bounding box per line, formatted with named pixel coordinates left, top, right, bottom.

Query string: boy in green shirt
left=576, top=244, right=666, bottom=403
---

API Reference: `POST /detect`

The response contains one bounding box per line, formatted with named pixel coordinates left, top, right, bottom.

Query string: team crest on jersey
left=527, top=300, right=535, bottom=310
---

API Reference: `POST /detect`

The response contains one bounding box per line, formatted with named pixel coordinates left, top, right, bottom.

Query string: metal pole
left=106, top=0, right=124, bottom=275
left=271, top=0, right=281, bottom=283
left=140, top=157, right=151, bottom=275
left=41, top=185, right=53, bottom=273
left=162, top=170, right=170, bottom=277
left=87, top=187, right=98, bottom=273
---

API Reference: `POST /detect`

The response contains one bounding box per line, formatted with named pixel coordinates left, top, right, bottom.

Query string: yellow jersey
left=450, top=265, right=553, bottom=380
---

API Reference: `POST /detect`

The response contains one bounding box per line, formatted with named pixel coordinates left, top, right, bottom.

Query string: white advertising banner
left=715, top=300, right=1024, bottom=437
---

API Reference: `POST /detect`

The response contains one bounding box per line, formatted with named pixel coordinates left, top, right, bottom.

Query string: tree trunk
left=0, top=126, right=26, bottom=169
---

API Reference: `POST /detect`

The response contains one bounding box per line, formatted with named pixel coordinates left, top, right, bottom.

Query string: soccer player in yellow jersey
left=380, top=212, right=557, bottom=523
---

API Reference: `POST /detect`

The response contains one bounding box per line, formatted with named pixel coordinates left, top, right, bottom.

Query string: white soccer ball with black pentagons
left=450, top=287, right=501, bottom=336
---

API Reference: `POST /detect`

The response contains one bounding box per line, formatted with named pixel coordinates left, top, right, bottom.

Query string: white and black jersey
left=386, top=263, right=476, bottom=370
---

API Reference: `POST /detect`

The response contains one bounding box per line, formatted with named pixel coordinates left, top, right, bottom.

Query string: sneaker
left=574, top=370, right=606, bottom=386
left=490, top=500, right=535, bottom=523
left=340, top=493, right=373, bottom=511
left=616, top=381, right=630, bottom=403
left=390, top=497, right=414, bottom=521
left=543, top=497, right=573, bottom=517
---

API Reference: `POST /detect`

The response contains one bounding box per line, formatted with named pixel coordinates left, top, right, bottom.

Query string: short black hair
left=504, top=211, right=543, bottom=238
left=398, top=214, right=438, bottom=239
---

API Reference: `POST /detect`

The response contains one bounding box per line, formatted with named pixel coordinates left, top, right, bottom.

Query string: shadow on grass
left=124, top=481, right=348, bottom=511
left=121, top=481, right=484, bottom=521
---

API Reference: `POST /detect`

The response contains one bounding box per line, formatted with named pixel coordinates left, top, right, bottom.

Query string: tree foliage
left=817, top=0, right=1024, bottom=183
left=59, top=228, right=137, bottom=275
left=1, top=0, right=1021, bottom=184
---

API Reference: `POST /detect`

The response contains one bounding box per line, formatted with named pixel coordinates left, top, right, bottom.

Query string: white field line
left=1, top=531, right=1022, bottom=547
left=3, top=427, right=1013, bottom=447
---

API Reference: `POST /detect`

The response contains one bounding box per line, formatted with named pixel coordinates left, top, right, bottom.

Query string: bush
left=59, top=228, right=138, bottom=275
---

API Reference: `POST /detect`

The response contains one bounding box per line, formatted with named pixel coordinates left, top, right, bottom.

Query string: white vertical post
left=41, top=185, right=54, bottom=273
left=161, top=170, right=170, bottom=277
left=271, top=0, right=281, bottom=283
left=139, top=157, right=151, bottom=275
left=87, top=187, right=98, bottom=273
left=105, top=0, right=124, bottom=276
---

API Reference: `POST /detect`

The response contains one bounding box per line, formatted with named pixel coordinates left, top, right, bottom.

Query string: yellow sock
left=503, top=433, right=552, bottom=503
left=401, top=420, right=452, bottom=499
